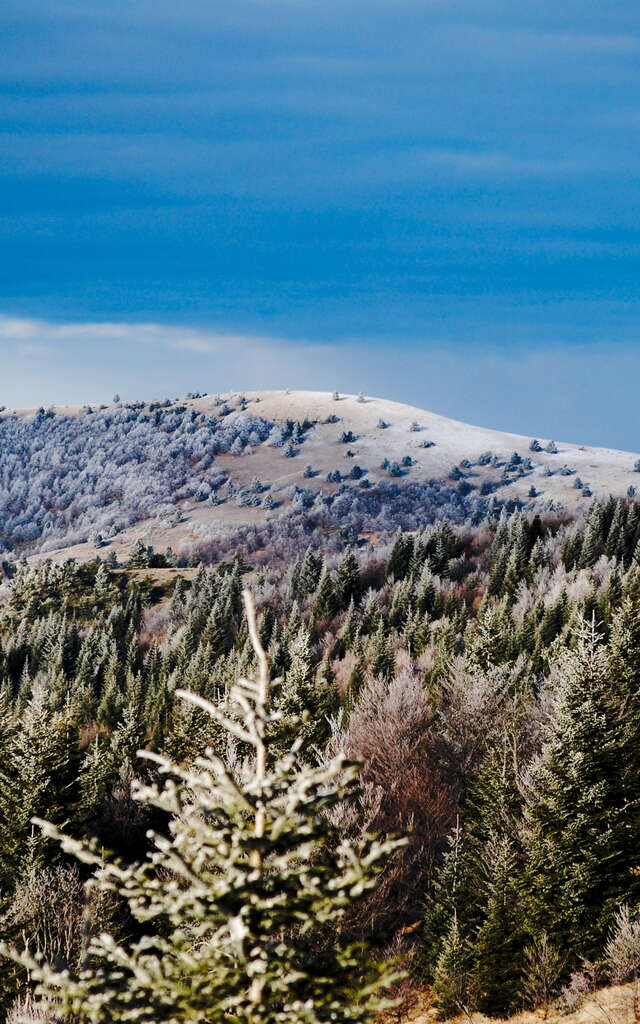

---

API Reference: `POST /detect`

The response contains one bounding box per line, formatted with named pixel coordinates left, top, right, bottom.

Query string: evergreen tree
left=387, top=533, right=415, bottom=581
left=523, top=622, right=640, bottom=964
left=312, top=565, right=336, bottom=622
left=334, top=551, right=361, bottom=608
left=2, top=594, right=402, bottom=1024
left=294, top=547, right=322, bottom=599
left=368, top=625, right=395, bottom=682
left=580, top=505, right=603, bottom=568
left=127, top=539, right=150, bottom=569
left=423, top=821, right=478, bottom=982
left=471, top=835, right=524, bottom=1016
left=0, top=695, right=82, bottom=889
left=432, top=914, right=470, bottom=1020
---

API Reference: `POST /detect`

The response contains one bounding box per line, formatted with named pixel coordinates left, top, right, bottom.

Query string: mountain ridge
left=2, top=389, right=638, bottom=567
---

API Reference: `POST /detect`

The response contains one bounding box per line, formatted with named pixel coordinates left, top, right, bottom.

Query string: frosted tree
left=2, top=593, right=402, bottom=1024
left=432, top=914, right=469, bottom=1020
left=523, top=620, right=640, bottom=963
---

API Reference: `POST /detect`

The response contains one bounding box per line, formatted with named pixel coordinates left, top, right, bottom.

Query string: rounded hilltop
left=2, top=388, right=637, bottom=568
left=186, top=387, right=636, bottom=504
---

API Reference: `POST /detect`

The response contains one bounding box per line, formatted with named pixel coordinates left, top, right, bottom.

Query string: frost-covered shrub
left=184, top=480, right=497, bottom=567
left=480, top=479, right=497, bottom=496
left=605, top=905, right=640, bottom=984
left=0, top=406, right=273, bottom=553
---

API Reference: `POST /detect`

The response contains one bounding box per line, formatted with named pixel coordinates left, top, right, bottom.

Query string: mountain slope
left=396, top=980, right=639, bottom=1024
left=2, top=389, right=638, bottom=566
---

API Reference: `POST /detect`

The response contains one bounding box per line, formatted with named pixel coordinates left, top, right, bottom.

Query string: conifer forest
left=2, top=478, right=640, bottom=1021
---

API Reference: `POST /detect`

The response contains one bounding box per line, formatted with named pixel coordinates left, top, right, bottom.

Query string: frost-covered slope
left=2, top=390, right=638, bottom=564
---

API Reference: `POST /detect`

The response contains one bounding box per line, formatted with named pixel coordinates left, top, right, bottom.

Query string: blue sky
left=2, top=0, right=640, bottom=446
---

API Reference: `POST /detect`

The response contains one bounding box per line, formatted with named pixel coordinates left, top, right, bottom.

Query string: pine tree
left=0, top=695, right=82, bottom=889
left=606, top=501, right=627, bottom=561
left=423, top=821, right=478, bottom=982
left=501, top=550, right=522, bottom=602
left=294, top=547, right=322, bottom=599
left=487, top=546, right=509, bottom=597
left=368, top=625, right=395, bottom=682
left=580, top=505, right=603, bottom=568
left=606, top=597, right=640, bottom=834
left=2, top=594, right=403, bottom=1024
left=360, top=593, right=383, bottom=635
left=432, top=914, right=470, bottom=1020
left=312, top=565, right=336, bottom=622
left=334, top=551, right=361, bottom=608
left=387, top=533, right=415, bottom=581
left=465, top=600, right=509, bottom=670
left=471, top=835, right=524, bottom=1016
left=523, top=622, right=640, bottom=964
left=94, top=563, right=111, bottom=597
left=127, top=539, right=150, bottom=569
left=78, top=737, right=116, bottom=818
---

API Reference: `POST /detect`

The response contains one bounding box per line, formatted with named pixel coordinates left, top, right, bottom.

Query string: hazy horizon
left=1, top=313, right=638, bottom=451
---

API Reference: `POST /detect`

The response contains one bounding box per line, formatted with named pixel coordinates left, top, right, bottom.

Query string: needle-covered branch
left=1, top=590, right=403, bottom=1023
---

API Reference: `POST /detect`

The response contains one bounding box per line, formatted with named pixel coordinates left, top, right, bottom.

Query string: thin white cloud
left=0, top=314, right=303, bottom=356
left=2, top=311, right=640, bottom=451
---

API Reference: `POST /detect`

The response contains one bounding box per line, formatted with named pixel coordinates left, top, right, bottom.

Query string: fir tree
left=334, top=551, right=361, bottom=608
left=523, top=622, right=640, bottom=964
left=312, top=565, right=336, bottom=623
left=0, top=695, right=82, bottom=888
left=471, top=835, right=524, bottom=1016
left=2, top=594, right=402, bottom=1023
left=127, top=539, right=150, bottom=569
left=432, top=914, right=470, bottom=1020
left=423, top=821, right=478, bottom=982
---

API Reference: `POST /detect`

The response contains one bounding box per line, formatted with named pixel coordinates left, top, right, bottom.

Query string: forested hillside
left=3, top=494, right=640, bottom=1019
left=0, top=400, right=271, bottom=555
left=3, top=390, right=639, bottom=569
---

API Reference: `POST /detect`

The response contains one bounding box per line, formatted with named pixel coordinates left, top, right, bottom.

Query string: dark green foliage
left=1, top=499, right=640, bottom=1016
left=432, top=915, right=470, bottom=1019
left=471, top=836, right=524, bottom=1015
left=523, top=622, right=640, bottom=964
left=423, top=822, right=478, bottom=982
left=334, top=550, right=362, bottom=607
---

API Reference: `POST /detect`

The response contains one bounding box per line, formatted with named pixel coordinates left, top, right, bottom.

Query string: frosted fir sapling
left=1, top=592, right=404, bottom=1023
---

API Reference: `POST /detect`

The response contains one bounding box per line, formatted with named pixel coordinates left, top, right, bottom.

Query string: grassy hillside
left=393, top=981, right=640, bottom=1024
left=2, top=389, right=639, bottom=567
